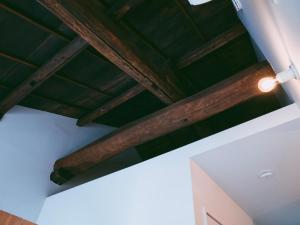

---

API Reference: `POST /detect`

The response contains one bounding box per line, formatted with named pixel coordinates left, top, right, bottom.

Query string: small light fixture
left=188, top=0, right=212, bottom=6
left=258, top=64, right=299, bottom=92
left=258, top=170, right=273, bottom=179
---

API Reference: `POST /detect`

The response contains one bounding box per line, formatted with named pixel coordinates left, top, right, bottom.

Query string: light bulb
left=258, top=77, right=277, bottom=92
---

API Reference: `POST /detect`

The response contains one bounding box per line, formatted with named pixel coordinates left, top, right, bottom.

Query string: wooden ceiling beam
left=50, top=62, right=275, bottom=184
left=38, top=0, right=185, bottom=105
left=0, top=36, right=87, bottom=117
left=177, top=24, right=247, bottom=69
left=77, top=84, right=144, bottom=126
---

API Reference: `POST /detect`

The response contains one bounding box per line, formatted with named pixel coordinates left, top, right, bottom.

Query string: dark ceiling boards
left=0, top=0, right=284, bottom=182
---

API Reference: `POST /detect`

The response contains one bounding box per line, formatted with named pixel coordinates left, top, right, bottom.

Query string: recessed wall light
left=258, top=170, right=273, bottom=179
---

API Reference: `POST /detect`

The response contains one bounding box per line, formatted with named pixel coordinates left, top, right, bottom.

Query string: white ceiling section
left=237, top=0, right=300, bottom=105
left=192, top=117, right=300, bottom=225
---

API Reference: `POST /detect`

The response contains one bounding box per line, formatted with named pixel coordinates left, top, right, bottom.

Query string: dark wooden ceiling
left=0, top=0, right=283, bottom=162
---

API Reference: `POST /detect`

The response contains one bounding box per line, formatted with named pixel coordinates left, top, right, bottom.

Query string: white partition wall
left=37, top=104, right=300, bottom=225
left=0, top=106, right=116, bottom=222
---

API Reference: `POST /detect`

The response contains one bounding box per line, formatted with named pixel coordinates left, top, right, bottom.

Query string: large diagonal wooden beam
left=0, top=36, right=87, bottom=117
left=50, top=62, right=275, bottom=184
left=38, top=0, right=185, bottom=104
left=177, top=24, right=246, bottom=69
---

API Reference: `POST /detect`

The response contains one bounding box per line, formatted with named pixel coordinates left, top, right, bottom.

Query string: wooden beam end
left=76, top=119, right=86, bottom=127
left=50, top=168, right=74, bottom=185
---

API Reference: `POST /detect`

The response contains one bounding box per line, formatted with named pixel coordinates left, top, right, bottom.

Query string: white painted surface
left=0, top=106, right=141, bottom=222
left=38, top=104, right=300, bottom=225
left=193, top=116, right=300, bottom=225
left=191, top=162, right=254, bottom=225
left=237, top=0, right=300, bottom=104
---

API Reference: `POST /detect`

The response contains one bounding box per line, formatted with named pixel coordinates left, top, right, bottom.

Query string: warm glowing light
left=258, top=77, right=277, bottom=92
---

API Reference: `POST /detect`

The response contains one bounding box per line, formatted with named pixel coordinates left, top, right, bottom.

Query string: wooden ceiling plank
left=0, top=51, right=36, bottom=68
left=0, top=2, right=124, bottom=74
left=50, top=62, right=275, bottom=184
left=77, top=84, right=144, bottom=126
left=38, top=0, right=185, bottom=104
left=0, top=36, right=88, bottom=117
left=0, top=82, right=87, bottom=114
left=0, top=2, right=69, bottom=41
left=175, top=0, right=206, bottom=40
left=108, top=0, right=145, bottom=20
left=0, top=51, right=113, bottom=97
left=177, top=24, right=247, bottom=69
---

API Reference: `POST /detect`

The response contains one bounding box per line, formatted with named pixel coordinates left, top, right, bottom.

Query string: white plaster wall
left=192, top=117, right=300, bottom=225
left=0, top=106, right=117, bottom=222
left=37, top=104, right=300, bottom=225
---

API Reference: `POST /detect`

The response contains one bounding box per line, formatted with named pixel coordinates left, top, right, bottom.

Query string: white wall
left=0, top=106, right=141, bottom=222
left=37, top=104, right=300, bottom=225
left=192, top=117, right=300, bottom=225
